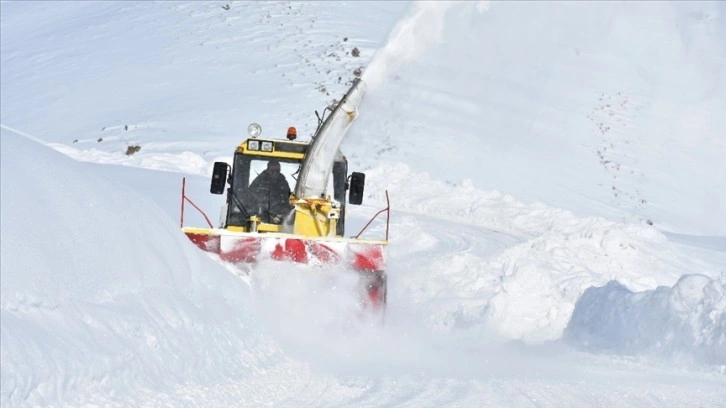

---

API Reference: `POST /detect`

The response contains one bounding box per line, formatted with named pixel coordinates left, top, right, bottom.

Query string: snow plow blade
left=183, top=227, right=387, bottom=309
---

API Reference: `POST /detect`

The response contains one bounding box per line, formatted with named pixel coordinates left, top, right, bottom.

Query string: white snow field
left=2, top=1, right=725, bottom=407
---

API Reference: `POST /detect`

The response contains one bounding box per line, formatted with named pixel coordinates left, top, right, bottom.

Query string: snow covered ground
left=2, top=1, right=725, bottom=406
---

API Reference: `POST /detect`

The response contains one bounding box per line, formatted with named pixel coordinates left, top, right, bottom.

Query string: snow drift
left=0, top=132, right=267, bottom=406
left=564, top=275, right=726, bottom=365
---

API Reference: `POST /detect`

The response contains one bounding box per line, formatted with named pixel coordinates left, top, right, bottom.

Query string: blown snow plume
left=362, top=1, right=462, bottom=91
left=563, top=275, right=726, bottom=365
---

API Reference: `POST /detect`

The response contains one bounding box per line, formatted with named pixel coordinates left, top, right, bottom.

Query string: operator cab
left=209, top=123, right=362, bottom=236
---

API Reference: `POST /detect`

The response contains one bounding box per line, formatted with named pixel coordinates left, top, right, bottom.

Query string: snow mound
left=0, top=132, right=270, bottom=406
left=564, top=275, right=726, bottom=365
left=362, top=162, right=720, bottom=342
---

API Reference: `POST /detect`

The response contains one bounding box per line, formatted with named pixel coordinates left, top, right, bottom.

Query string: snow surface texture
left=2, top=1, right=726, bottom=407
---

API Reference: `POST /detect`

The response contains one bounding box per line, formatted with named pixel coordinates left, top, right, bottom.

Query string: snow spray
left=362, top=1, right=491, bottom=92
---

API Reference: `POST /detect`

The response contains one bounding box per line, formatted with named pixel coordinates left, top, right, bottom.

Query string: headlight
left=261, top=141, right=273, bottom=152
left=247, top=140, right=260, bottom=151
left=248, top=123, right=262, bottom=138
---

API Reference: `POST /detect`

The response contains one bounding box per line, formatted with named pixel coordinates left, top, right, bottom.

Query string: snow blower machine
left=180, top=79, right=389, bottom=311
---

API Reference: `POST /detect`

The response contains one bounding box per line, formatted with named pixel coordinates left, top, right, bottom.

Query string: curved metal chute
left=294, top=79, right=367, bottom=199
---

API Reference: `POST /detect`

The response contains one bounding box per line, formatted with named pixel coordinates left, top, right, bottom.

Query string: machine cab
left=210, top=124, right=360, bottom=237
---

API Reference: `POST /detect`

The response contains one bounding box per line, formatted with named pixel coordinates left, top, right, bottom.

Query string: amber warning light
left=287, top=127, right=297, bottom=140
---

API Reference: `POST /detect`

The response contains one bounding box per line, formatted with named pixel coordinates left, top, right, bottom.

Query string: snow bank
left=0, top=132, right=266, bottom=405
left=362, top=162, right=725, bottom=343
left=564, top=275, right=726, bottom=365
left=49, top=143, right=211, bottom=176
